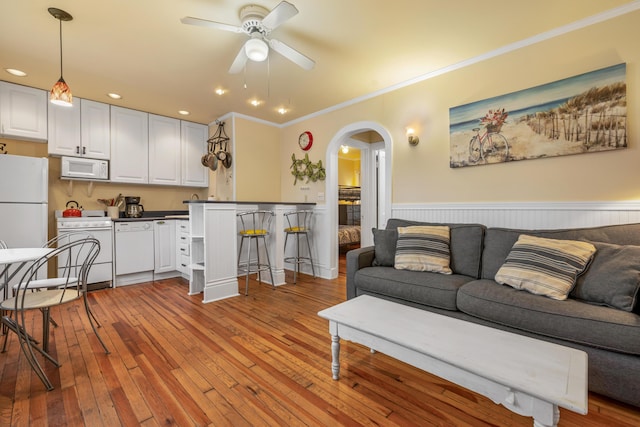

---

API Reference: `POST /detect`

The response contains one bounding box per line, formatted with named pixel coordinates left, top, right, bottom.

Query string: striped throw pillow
left=394, top=226, right=452, bottom=274
left=495, top=234, right=596, bottom=300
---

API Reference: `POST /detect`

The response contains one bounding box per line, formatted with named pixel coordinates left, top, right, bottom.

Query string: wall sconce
left=340, top=145, right=350, bottom=154
left=407, top=128, right=419, bottom=146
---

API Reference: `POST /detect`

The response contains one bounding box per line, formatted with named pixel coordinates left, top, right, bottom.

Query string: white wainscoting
left=391, top=201, right=640, bottom=230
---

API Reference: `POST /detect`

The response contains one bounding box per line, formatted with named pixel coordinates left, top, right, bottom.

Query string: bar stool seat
left=284, top=210, right=316, bottom=283
left=237, top=210, right=275, bottom=296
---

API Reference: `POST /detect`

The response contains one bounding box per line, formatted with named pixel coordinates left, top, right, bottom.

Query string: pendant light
left=48, top=7, right=73, bottom=107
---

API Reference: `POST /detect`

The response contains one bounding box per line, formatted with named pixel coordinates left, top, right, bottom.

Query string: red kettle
left=63, top=200, right=83, bottom=217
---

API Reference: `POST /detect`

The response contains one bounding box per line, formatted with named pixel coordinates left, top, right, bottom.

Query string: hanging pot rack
left=202, top=120, right=233, bottom=170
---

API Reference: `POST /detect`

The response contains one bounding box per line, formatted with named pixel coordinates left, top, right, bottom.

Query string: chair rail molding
left=391, top=201, right=640, bottom=230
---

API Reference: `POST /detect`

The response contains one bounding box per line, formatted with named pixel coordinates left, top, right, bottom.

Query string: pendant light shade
left=49, top=7, right=73, bottom=107
left=50, top=77, right=72, bottom=106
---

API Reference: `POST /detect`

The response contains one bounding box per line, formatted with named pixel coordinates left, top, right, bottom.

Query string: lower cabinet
left=113, top=218, right=189, bottom=286
left=176, top=220, right=191, bottom=278
left=154, top=220, right=176, bottom=273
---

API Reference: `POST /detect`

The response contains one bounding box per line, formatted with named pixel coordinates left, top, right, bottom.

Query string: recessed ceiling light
left=215, top=88, right=225, bottom=95
left=107, top=93, right=122, bottom=99
left=250, top=99, right=261, bottom=107
left=5, top=68, right=27, bottom=77
left=277, top=107, right=288, bottom=115
left=178, top=110, right=190, bottom=115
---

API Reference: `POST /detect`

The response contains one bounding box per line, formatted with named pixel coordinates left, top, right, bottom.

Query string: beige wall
left=6, top=9, right=640, bottom=220
left=338, top=156, right=361, bottom=187
left=277, top=9, right=640, bottom=204
left=233, top=116, right=281, bottom=201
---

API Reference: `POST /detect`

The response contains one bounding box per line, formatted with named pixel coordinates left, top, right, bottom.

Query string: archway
left=324, top=121, right=393, bottom=279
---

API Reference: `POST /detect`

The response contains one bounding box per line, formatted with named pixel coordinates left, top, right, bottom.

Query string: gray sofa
left=346, top=219, right=640, bottom=407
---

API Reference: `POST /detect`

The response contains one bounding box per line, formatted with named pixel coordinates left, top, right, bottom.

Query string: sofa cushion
left=482, top=223, right=640, bottom=280
left=495, top=235, right=596, bottom=300
left=354, top=267, right=473, bottom=311
left=572, top=241, right=640, bottom=312
left=372, top=228, right=398, bottom=267
left=386, top=219, right=484, bottom=278
left=457, top=279, right=640, bottom=355
left=395, top=226, right=452, bottom=274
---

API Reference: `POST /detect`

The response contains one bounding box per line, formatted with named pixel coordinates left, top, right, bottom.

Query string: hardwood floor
left=2, top=260, right=640, bottom=426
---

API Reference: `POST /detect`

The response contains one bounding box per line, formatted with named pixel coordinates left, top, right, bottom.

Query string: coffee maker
left=124, top=196, right=144, bottom=218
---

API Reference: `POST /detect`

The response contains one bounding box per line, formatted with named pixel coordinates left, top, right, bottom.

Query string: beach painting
left=449, top=63, right=627, bottom=168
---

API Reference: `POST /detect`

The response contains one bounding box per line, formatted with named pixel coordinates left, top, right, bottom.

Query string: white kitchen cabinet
left=48, top=98, right=110, bottom=159
left=154, top=219, right=176, bottom=273
left=176, top=219, right=190, bottom=278
left=80, top=99, right=110, bottom=159
left=110, top=106, right=148, bottom=183
left=149, top=114, right=181, bottom=186
left=0, top=81, right=48, bottom=142
left=48, top=97, right=81, bottom=155
left=181, top=121, right=209, bottom=188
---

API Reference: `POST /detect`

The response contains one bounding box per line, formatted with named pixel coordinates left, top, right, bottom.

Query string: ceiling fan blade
left=180, top=16, right=242, bottom=33
left=261, top=1, right=298, bottom=31
left=228, top=45, right=249, bottom=74
left=268, top=38, right=315, bottom=71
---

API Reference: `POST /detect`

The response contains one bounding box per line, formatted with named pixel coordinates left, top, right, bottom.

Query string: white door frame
left=324, top=121, right=393, bottom=279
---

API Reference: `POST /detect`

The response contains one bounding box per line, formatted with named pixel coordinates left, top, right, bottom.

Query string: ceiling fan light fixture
left=245, top=38, right=269, bottom=62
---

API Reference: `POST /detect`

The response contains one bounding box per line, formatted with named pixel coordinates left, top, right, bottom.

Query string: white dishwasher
left=114, top=221, right=155, bottom=277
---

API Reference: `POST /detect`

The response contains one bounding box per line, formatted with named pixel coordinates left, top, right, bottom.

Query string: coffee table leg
left=331, top=334, right=340, bottom=380
left=533, top=404, right=560, bottom=427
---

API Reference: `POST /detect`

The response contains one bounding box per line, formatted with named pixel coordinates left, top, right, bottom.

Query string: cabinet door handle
left=76, top=146, right=80, bottom=154
left=181, top=264, right=187, bottom=267
left=181, top=237, right=186, bottom=240
left=180, top=248, right=185, bottom=252
left=82, top=146, right=86, bottom=155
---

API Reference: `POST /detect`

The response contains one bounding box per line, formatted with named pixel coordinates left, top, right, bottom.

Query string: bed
left=338, top=186, right=361, bottom=249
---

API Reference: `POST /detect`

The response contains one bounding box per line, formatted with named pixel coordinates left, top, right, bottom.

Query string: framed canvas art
left=449, top=63, right=627, bottom=168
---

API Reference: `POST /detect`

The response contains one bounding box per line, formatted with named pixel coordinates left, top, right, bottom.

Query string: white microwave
left=61, top=156, right=109, bottom=180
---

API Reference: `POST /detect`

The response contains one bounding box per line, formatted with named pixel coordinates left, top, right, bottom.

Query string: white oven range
left=56, top=214, right=113, bottom=289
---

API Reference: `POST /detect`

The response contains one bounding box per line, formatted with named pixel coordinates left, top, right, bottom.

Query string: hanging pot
left=207, top=153, right=218, bottom=171
left=63, top=200, right=83, bottom=217
left=218, top=151, right=232, bottom=168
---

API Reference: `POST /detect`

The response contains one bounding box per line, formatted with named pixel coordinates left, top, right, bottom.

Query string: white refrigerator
left=0, top=154, right=49, bottom=250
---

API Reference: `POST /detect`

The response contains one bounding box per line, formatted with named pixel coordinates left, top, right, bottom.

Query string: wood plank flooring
left=1, top=260, right=640, bottom=426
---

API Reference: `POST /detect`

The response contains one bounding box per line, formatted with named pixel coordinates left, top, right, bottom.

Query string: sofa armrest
left=346, top=246, right=375, bottom=300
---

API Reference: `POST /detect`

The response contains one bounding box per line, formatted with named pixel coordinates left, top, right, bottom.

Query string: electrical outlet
left=317, top=192, right=325, bottom=201
left=300, top=186, right=310, bottom=191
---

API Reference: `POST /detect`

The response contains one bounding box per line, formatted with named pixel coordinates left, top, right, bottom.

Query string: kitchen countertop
left=183, top=200, right=316, bottom=206
left=112, top=210, right=189, bottom=222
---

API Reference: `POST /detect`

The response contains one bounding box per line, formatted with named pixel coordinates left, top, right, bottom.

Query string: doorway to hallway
left=324, top=121, right=393, bottom=279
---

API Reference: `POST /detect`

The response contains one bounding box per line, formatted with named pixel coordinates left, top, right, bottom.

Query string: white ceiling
left=0, top=0, right=635, bottom=125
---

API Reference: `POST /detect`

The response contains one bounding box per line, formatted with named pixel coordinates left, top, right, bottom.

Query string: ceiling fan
left=181, top=1, right=315, bottom=74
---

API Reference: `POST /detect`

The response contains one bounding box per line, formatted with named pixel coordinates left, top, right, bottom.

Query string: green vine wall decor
left=290, top=153, right=326, bottom=185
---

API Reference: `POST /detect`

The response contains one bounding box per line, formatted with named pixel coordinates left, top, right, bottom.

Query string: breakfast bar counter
left=184, top=200, right=316, bottom=303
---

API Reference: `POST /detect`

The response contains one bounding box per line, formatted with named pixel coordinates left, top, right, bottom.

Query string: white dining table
left=0, top=247, right=53, bottom=298
left=1, top=247, right=54, bottom=344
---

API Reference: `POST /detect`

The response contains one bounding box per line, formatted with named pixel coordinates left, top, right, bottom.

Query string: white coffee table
left=318, top=295, right=588, bottom=427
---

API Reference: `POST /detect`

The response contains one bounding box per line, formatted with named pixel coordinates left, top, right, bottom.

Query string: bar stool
left=284, top=210, right=316, bottom=283
left=237, top=210, right=275, bottom=296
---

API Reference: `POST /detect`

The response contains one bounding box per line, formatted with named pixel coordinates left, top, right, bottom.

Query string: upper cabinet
left=181, top=121, right=209, bottom=188
left=110, top=106, right=148, bottom=184
left=48, top=98, right=110, bottom=159
left=48, top=96, right=81, bottom=155
left=80, top=100, right=110, bottom=159
left=0, top=81, right=48, bottom=142
left=149, top=114, right=181, bottom=186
